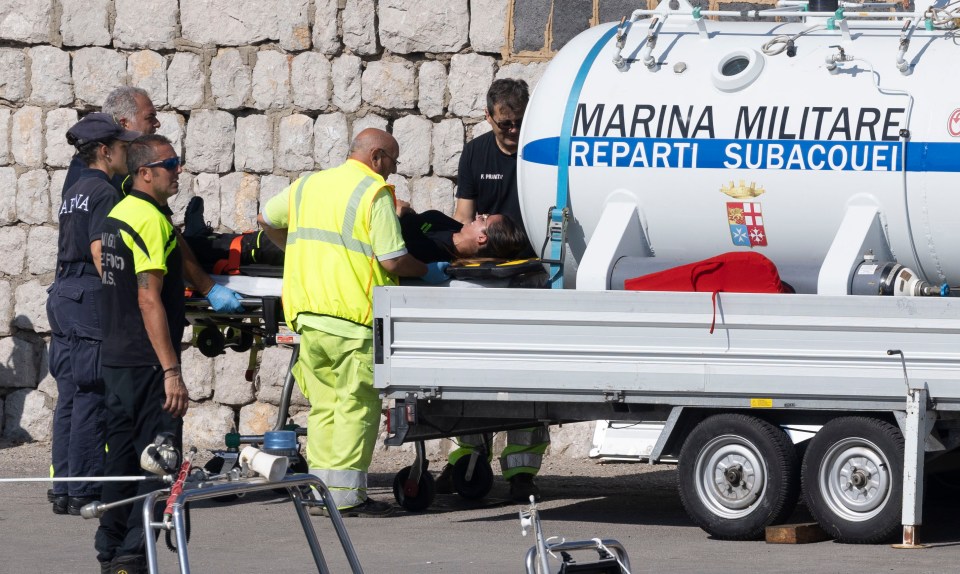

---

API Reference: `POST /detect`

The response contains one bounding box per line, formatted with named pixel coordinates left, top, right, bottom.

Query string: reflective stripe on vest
left=288, top=175, right=375, bottom=258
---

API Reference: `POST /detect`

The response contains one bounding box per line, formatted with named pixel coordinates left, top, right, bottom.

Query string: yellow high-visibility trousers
left=293, top=326, right=380, bottom=509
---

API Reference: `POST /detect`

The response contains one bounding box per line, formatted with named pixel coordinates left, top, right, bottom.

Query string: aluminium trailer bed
left=373, top=286, right=960, bottom=545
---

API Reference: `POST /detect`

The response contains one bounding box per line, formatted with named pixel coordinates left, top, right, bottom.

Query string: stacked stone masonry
left=0, top=0, right=737, bottom=454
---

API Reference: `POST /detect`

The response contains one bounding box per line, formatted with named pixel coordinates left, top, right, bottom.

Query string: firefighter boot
left=509, top=473, right=541, bottom=502
left=434, top=463, right=454, bottom=495
left=110, top=554, right=147, bottom=574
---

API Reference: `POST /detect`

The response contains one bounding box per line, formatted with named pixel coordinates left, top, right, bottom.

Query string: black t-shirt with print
left=456, top=131, right=523, bottom=227
left=456, top=131, right=536, bottom=257
left=100, top=190, right=184, bottom=367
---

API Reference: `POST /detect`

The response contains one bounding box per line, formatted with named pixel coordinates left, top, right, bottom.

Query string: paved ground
left=2, top=439, right=960, bottom=573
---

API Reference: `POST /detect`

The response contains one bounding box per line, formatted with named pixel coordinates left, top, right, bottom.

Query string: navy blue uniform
left=63, top=154, right=127, bottom=198
left=47, top=168, right=123, bottom=499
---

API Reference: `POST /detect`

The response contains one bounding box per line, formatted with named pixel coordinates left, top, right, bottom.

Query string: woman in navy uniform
left=47, top=114, right=139, bottom=515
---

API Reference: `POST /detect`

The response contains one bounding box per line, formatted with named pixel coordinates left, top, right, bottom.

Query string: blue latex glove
left=421, top=261, right=450, bottom=284
left=207, top=283, right=244, bottom=313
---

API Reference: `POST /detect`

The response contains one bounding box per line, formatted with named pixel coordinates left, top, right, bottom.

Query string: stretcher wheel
left=289, top=453, right=308, bottom=474
left=392, top=465, right=436, bottom=512
left=196, top=327, right=226, bottom=357
left=451, top=455, right=494, bottom=500
left=203, top=456, right=241, bottom=502
left=225, top=327, right=254, bottom=353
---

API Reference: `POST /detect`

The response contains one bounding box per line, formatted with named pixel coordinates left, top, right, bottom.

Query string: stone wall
left=0, top=0, right=769, bottom=458
left=0, top=0, right=551, bottom=455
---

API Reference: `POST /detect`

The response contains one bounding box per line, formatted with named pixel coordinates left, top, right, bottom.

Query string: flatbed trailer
left=374, top=286, right=960, bottom=545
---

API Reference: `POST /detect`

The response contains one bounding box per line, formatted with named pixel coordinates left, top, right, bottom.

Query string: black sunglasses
left=142, top=156, right=182, bottom=171
left=492, top=118, right=522, bottom=131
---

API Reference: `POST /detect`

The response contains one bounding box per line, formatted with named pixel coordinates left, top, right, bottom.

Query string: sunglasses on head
left=141, top=156, right=182, bottom=171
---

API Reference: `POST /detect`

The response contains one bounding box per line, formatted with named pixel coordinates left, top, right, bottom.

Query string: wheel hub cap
left=724, top=465, right=743, bottom=486
left=694, top=435, right=767, bottom=518
left=819, top=440, right=891, bottom=521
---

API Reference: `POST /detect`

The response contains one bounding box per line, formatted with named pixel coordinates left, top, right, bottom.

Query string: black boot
left=183, top=196, right=209, bottom=237
left=68, top=495, right=97, bottom=516
left=435, top=463, right=455, bottom=495
left=110, top=554, right=147, bottom=574
left=509, top=473, right=541, bottom=502
left=51, top=493, right=68, bottom=515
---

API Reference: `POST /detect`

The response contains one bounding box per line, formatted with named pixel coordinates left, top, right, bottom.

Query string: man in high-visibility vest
left=258, top=128, right=448, bottom=517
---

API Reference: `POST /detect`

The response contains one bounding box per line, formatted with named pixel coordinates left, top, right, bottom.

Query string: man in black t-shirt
left=95, top=135, right=188, bottom=574
left=445, top=79, right=549, bottom=502
left=454, top=79, right=532, bottom=252
left=398, top=205, right=529, bottom=263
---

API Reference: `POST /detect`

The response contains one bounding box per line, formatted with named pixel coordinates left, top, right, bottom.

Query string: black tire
left=225, top=327, right=254, bottom=353
left=794, top=438, right=810, bottom=467
left=452, top=455, right=494, bottom=500
left=801, top=417, right=903, bottom=544
left=289, top=453, right=308, bottom=474
left=196, top=327, right=226, bottom=357
left=203, top=457, right=241, bottom=502
left=678, top=414, right=800, bottom=540
left=393, top=466, right=436, bottom=512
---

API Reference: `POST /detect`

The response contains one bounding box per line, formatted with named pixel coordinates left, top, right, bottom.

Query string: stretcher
left=186, top=261, right=548, bottom=509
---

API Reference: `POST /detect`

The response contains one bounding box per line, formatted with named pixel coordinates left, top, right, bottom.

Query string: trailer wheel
left=393, top=465, right=436, bottom=512
left=452, top=455, right=494, bottom=500
left=678, top=414, right=800, bottom=540
left=801, top=417, right=903, bottom=544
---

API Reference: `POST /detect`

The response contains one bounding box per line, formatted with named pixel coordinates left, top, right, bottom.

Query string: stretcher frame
left=185, top=294, right=305, bottom=457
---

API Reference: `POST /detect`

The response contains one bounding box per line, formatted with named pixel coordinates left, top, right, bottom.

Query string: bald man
left=259, top=128, right=447, bottom=517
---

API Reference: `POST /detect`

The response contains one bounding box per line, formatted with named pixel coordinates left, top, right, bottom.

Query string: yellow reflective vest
left=282, top=160, right=399, bottom=328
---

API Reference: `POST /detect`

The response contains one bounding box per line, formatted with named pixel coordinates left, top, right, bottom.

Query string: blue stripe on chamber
left=524, top=136, right=960, bottom=173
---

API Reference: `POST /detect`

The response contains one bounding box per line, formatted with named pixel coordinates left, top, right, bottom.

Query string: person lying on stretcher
left=394, top=200, right=530, bottom=263
left=180, top=196, right=531, bottom=275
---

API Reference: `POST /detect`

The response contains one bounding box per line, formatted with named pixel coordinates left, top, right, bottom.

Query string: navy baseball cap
left=66, top=112, right=140, bottom=146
